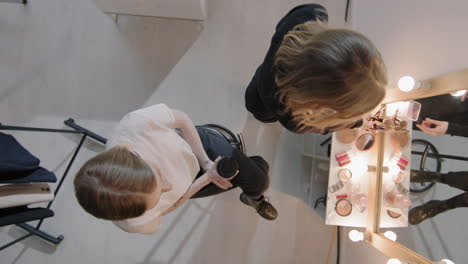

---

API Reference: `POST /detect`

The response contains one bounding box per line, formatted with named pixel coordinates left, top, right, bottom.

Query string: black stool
left=200, top=124, right=245, bottom=154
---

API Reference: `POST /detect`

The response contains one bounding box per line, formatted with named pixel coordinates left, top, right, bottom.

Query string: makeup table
left=325, top=101, right=416, bottom=228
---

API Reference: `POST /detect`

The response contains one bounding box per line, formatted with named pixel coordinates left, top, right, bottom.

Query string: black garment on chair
left=0, top=167, right=57, bottom=183
left=0, top=206, right=54, bottom=227
left=0, top=132, right=56, bottom=183
left=0, top=132, right=39, bottom=173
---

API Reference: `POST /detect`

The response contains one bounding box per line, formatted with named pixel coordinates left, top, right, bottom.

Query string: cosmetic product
left=383, top=118, right=393, bottom=130
left=335, top=199, right=352, bottom=217
left=385, top=190, right=411, bottom=208
left=336, top=194, right=348, bottom=200
left=399, top=120, right=408, bottom=130
left=338, top=168, right=352, bottom=182
left=395, top=182, right=409, bottom=195
left=387, top=210, right=402, bottom=219
left=390, top=132, right=410, bottom=150
left=216, top=158, right=239, bottom=178
left=351, top=193, right=368, bottom=213
left=392, top=172, right=404, bottom=184
left=356, top=133, right=375, bottom=151
left=335, top=151, right=353, bottom=167
left=396, top=156, right=409, bottom=171
left=336, top=129, right=357, bottom=144
left=329, top=180, right=344, bottom=193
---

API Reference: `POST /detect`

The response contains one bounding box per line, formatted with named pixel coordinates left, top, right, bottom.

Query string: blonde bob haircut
left=74, top=146, right=157, bottom=221
left=274, top=21, right=387, bottom=132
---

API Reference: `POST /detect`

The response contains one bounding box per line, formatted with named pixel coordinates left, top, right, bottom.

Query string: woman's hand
left=205, top=157, right=239, bottom=189
left=416, top=118, right=448, bottom=136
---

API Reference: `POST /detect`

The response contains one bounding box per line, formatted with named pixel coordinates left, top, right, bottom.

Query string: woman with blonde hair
left=245, top=4, right=387, bottom=134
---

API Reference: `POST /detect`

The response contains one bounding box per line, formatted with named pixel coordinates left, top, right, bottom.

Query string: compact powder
left=390, top=132, right=410, bottom=150
left=399, top=120, right=408, bottom=130
left=338, top=168, right=352, bottom=182
left=336, top=129, right=357, bottom=144
left=387, top=210, right=402, bottom=219
left=383, top=118, right=393, bottom=130
left=335, top=199, right=352, bottom=217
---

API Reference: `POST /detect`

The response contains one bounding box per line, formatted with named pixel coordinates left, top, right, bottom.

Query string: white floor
left=2, top=0, right=467, bottom=263
left=0, top=0, right=346, bottom=263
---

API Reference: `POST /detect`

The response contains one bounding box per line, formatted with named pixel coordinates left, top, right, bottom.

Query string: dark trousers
left=191, top=127, right=270, bottom=199
left=441, top=171, right=468, bottom=208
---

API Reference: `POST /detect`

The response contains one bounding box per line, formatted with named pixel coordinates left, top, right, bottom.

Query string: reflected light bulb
left=387, top=258, right=402, bottom=264
left=387, top=162, right=400, bottom=176
left=440, top=259, right=455, bottom=264
left=348, top=230, right=364, bottom=242
left=450, top=90, right=466, bottom=97
left=398, top=76, right=416, bottom=92
left=384, top=231, right=397, bottom=241
left=347, top=157, right=367, bottom=177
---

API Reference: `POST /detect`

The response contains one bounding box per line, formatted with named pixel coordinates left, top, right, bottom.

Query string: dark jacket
left=245, top=4, right=362, bottom=134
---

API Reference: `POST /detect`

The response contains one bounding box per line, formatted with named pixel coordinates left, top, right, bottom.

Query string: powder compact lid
left=335, top=199, right=352, bottom=217
left=338, top=168, right=352, bottom=182
left=336, top=129, right=357, bottom=144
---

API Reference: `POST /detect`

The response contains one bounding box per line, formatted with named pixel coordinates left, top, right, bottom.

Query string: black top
left=416, top=94, right=468, bottom=138
left=251, top=4, right=362, bottom=134
left=447, top=122, right=468, bottom=138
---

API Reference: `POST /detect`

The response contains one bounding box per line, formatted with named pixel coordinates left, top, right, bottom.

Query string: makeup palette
left=336, top=129, right=357, bottom=144
left=335, top=199, right=352, bottom=217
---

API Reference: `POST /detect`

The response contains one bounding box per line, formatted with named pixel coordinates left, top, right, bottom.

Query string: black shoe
left=410, top=170, right=442, bottom=183
left=409, top=200, right=450, bottom=225
left=240, top=193, right=278, bottom=220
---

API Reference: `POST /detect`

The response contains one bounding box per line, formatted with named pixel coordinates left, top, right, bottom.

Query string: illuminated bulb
left=387, top=259, right=401, bottom=264
left=450, top=90, right=466, bottom=97
left=384, top=231, right=397, bottom=241
left=348, top=230, right=364, bottom=242
left=398, top=76, right=417, bottom=92
left=347, top=157, right=368, bottom=177
left=387, top=162, right=401, bottom=176
left=439, top=259, right=455, bottom=264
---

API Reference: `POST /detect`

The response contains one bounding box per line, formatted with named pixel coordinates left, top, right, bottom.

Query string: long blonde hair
left=274, top=21, right=387, bottom=132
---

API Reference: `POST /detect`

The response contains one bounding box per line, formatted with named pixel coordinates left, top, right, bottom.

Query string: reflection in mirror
left=390, top=92, right=468, bottom=263
left=355, top=133, right=375, bottom=151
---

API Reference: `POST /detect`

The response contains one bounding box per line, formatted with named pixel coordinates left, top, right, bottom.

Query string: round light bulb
left=387, top=162, right=401, bottom=176
left=450, top=90, right=466, bottom=97
left=440, top=259, right=455, bottom=264
left=348, top=230, right=364, bottom=242
left=347, top=157, right=368, bottom=178
left=384, top=231, right=397, bottom=241
left=387, top=258, right=402, bottom=264
left=398, top=76, right=416, bottom=92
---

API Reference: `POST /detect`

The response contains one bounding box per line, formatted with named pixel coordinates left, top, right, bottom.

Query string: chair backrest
left=199, top=124, right=245, bottom=154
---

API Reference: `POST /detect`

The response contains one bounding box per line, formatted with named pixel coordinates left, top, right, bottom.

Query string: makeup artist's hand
left=206, top=157, right=239, bottom=189
left=416, top=118, right=448, bottom=136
